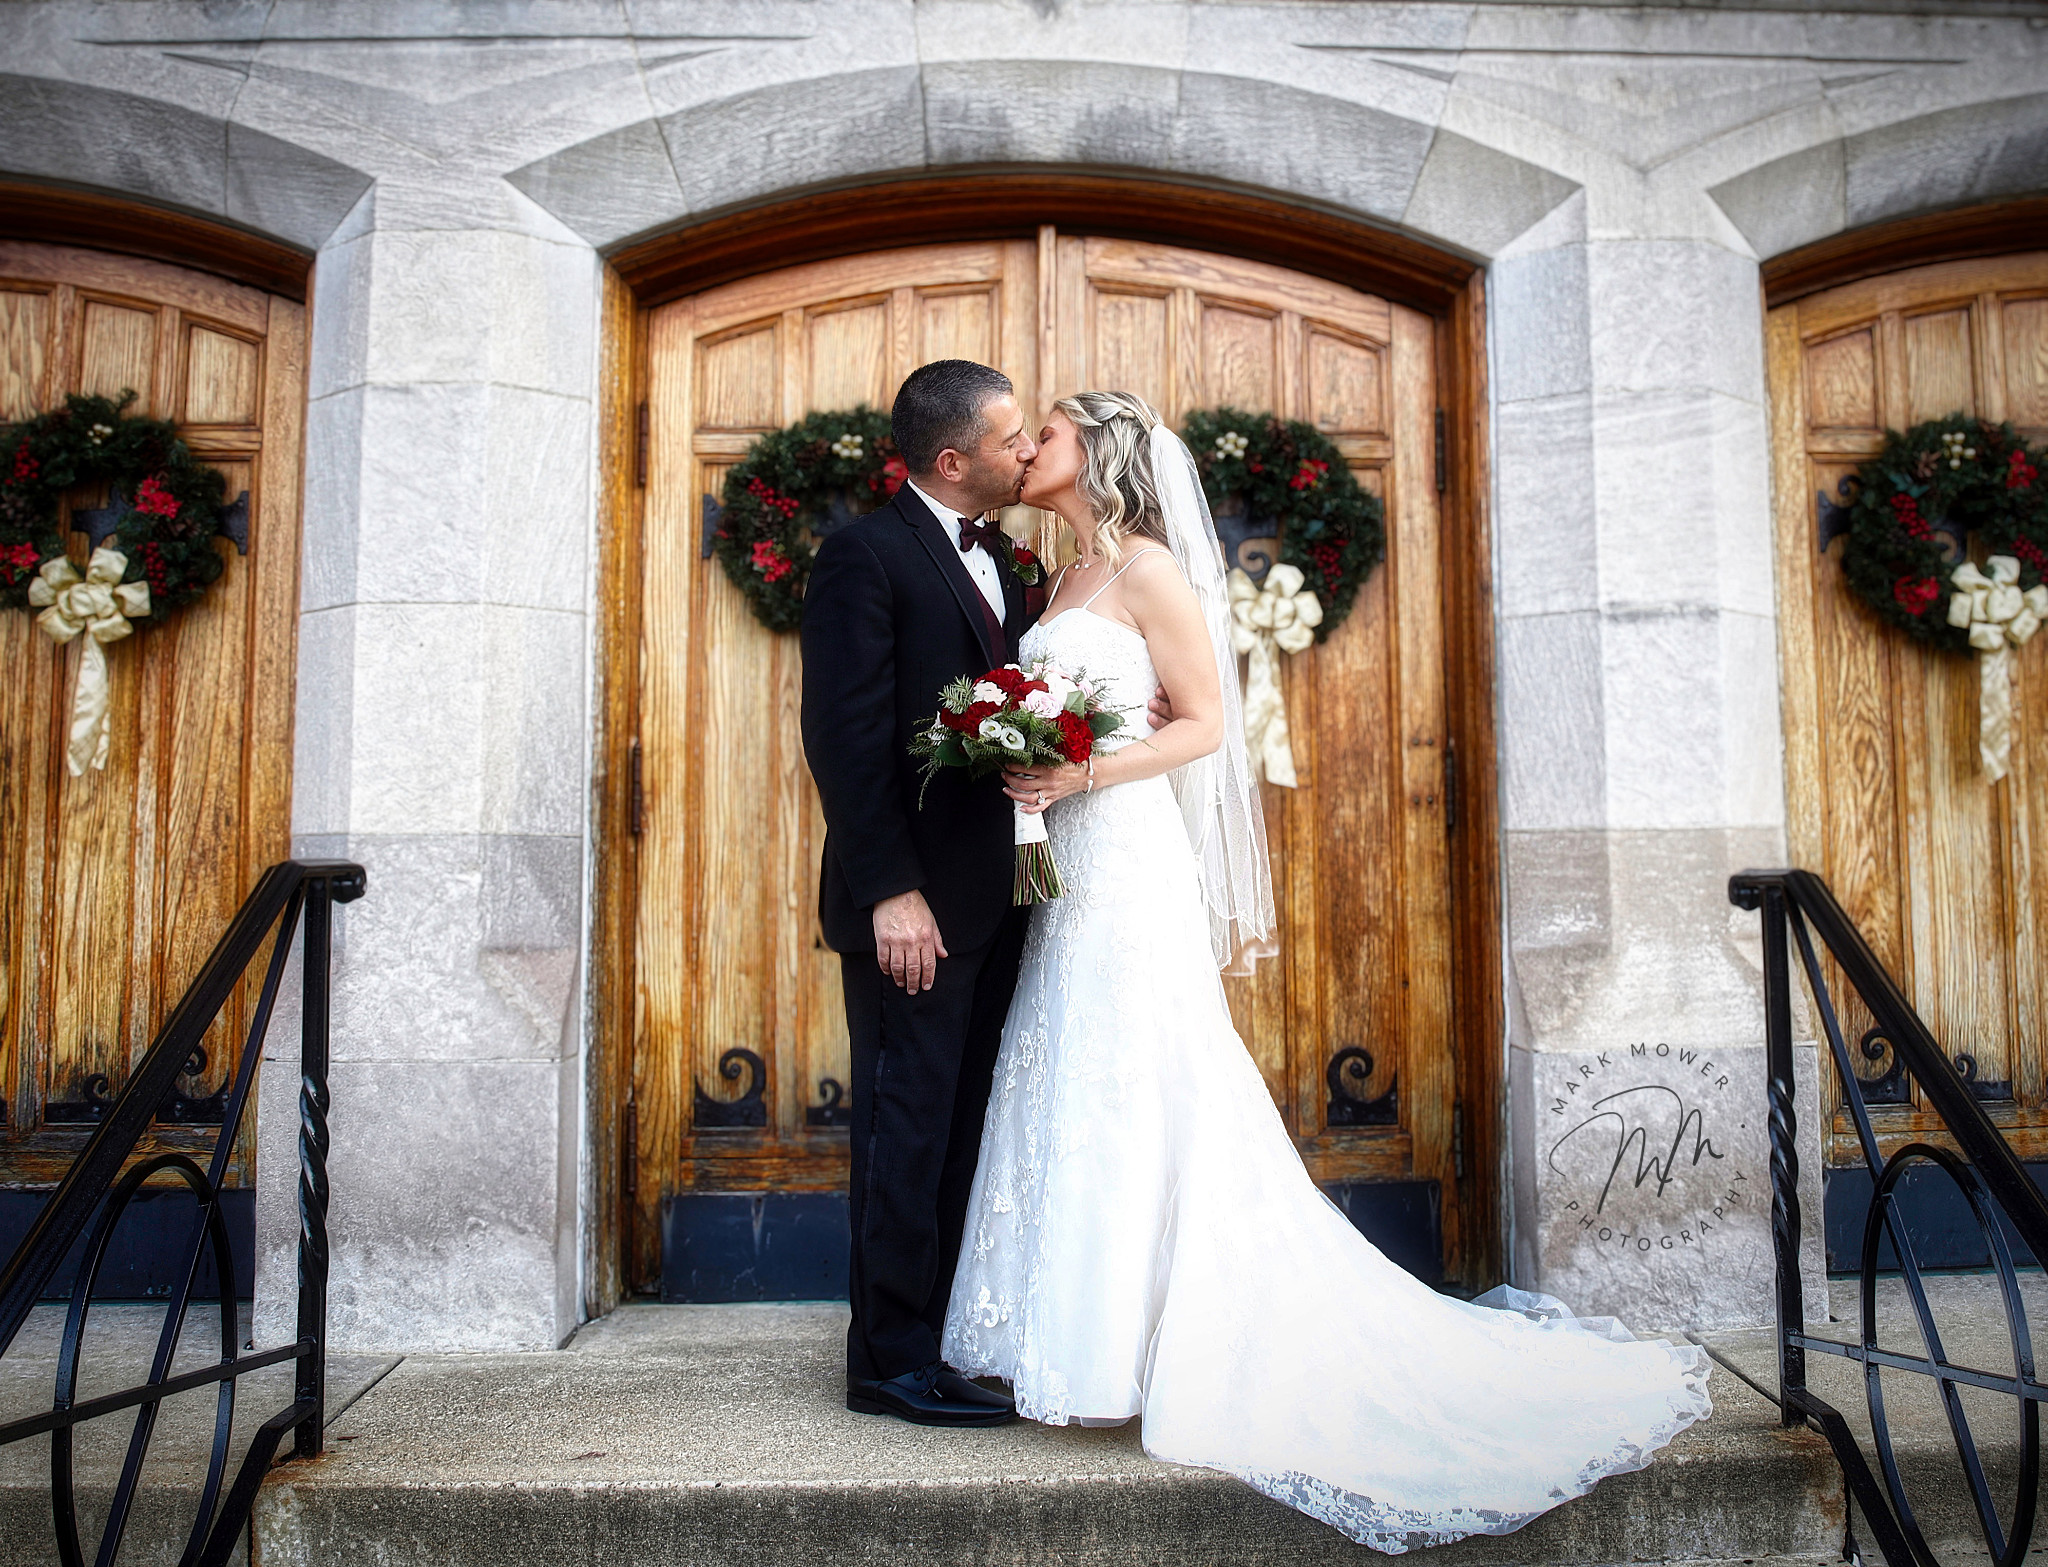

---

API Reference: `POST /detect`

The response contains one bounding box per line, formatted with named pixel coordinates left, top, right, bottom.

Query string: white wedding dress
left=941, top=588, right=1713, bottom=1553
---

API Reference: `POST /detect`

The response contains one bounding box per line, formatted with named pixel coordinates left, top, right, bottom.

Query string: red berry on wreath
left=1892, top=575, right=1940, bottom=615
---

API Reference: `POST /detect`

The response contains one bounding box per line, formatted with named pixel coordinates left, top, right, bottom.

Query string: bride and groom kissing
left=798, top=360, right=1712, bottom=1551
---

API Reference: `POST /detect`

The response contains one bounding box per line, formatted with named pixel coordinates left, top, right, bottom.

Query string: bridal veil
left=1146, top=421, right=1278, bottom=974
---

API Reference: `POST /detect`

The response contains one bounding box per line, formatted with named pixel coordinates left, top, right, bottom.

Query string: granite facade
left=1, top=0, right=2043, bottom=1347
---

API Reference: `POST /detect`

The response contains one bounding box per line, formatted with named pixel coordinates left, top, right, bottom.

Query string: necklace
left=1071, top=554, right=1102, bottom=571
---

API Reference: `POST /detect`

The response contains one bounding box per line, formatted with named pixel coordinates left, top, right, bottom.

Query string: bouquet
left=912, top=660, right=1126, bottom=903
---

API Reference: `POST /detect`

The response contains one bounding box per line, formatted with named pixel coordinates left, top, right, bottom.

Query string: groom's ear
left=930, top=447, right=967, bottom=484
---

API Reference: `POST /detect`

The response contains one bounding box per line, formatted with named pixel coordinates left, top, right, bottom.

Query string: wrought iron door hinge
left=1434, top=409, right=1447, bottom=495
left=1452, top=1101, right=1465, bottom=1181
left=629, top=738, right=644, bottom=836
left=635, top=402, right=649, bottom=489
left=1443, top=741, right=1458, bottom=834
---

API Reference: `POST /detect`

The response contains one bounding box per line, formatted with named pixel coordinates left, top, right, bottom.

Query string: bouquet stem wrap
left=1013, top=802, right=1064, bottom=904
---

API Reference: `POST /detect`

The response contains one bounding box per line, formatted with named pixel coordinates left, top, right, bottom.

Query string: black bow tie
left=956, top=516, right=1007, bottom=556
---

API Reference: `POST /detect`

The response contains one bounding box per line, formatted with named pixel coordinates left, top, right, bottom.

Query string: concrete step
left=1705, top=1271, right=2048, bottom=1563
left=245, top=1303, right=1846, bottom=1567
left=0, top=1303, right=396, bottom=1567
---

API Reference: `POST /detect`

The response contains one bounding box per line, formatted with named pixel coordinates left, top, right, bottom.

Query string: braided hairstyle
left=1053, top=391, right=1171, bottom=570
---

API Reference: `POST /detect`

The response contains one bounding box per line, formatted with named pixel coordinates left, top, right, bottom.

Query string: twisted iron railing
left=1730, top=869, right=2047, bottom=1567
left=0, top=859, right=365, bottom=1567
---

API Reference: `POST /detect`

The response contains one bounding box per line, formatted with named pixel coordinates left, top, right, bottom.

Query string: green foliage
left=1838, top=415, right=2046, bottom=651
left=711, top=406, right=903, bottom=633
left=1181, top=406, right=1386, bottom=640
left=0, top=391, right=233, bottom=614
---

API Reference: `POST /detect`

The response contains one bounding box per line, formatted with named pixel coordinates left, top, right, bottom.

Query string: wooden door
left=0, top=242, right=304, bottom=1187
left=1770, top=251, right=2048, bottom=1164
left=1048, top=235, right=1457, bottom=1214
left=634, top=230, right=1462, bottom=1279
left=638, top=241, right=1042, bottom=1218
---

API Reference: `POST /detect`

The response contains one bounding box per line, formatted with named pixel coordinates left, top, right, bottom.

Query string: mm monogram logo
left=1546, top=1044, right=1754, bottom=1258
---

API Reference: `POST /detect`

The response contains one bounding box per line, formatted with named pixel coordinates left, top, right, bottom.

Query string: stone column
left=254, top=179, right=600, bottom=1354
left=1493, top=194, right=1826, bottom=1330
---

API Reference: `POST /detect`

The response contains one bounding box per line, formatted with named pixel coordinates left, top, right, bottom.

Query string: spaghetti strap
left=1079, top=547, right=1169, bottom=611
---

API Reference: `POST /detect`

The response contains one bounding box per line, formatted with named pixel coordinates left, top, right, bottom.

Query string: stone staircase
left=3, top=1298, right=1859, bottom=1567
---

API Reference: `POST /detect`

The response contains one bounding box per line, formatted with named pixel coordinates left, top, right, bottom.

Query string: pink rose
left=1022, top=689, right=1062, bottom=719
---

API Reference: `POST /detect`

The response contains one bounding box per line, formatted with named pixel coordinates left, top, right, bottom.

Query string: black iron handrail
left=0, top=859, right=365, bottom=1567
left=1731, top=868, right=2048, bottom=1567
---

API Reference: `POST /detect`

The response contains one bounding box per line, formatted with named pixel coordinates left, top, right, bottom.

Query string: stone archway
left=584, top=172, right=1508, bottom=1304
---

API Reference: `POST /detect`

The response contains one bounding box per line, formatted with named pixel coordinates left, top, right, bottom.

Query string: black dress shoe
left=847, top=1362, right=1017, bottom=1427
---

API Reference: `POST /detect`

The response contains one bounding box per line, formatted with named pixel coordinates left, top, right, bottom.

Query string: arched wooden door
left=0, top=240, right=303, bottom=1190
left=1770, top=250, right=2048, bottom=1170
left=634, top=228, right=1470, bottom=1287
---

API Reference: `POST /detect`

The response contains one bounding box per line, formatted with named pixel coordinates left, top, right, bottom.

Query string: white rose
left=971, top=681, right=1004, bottom=705
left=1022, top=689, right=1061, bottom=719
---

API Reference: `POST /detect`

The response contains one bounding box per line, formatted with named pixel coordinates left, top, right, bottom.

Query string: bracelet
left=1085, top=757, right=1095, bottom=794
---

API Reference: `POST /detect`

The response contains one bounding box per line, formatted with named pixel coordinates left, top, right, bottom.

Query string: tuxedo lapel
left=898, top=490, right=1004, bottom=668
left=1001, top=561, right=1027, bottom=652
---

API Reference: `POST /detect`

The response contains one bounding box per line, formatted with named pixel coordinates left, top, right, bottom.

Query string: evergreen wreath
left=1182, top=407, right=1385, bottom=640
left=1837, top=415, right=2046, bottom=651
left=0, top=391, right=233, bottom=614
left=711, top=407, right=909, bottom=633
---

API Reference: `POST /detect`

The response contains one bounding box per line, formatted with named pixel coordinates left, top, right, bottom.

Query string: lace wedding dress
left=942, top=590, right=1713, bottom=1553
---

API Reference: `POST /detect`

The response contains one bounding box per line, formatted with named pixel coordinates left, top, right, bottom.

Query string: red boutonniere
left=1007, top=541, right=1042, bottom=586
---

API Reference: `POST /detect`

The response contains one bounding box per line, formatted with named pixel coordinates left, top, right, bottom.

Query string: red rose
left=1013, top=546, right=1037, bottom=566
left=963, top=700, right=999, bottom=728
left=1055, top=711, right=1093, bottom=764
left=1893, top=575, right=1941, bottom=615
left=984, top=667, right=1031, bottom=698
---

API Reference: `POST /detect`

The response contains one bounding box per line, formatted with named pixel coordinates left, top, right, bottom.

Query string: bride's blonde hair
left=1053, top=391, right=1170, bottom=570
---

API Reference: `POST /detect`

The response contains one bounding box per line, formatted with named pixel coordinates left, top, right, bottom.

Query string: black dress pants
left=840, top=905, right=1028, bottom=1381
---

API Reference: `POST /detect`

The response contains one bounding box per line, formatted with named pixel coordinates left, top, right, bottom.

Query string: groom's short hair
left=893, top=360, right=1013, bottom=474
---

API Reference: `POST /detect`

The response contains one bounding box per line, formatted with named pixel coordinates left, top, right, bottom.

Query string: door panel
left=635, top=229, right=1462, bottom=1279
left=1770, top=252, right=2048, bottom=1162
left=0, top=241, right=302, bottom=1187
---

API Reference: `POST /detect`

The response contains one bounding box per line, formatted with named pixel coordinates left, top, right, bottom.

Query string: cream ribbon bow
left=1228, top=563, right=1323, bottom=788
left=28, top=549, right=151, bottom=776
left=1947, top=555, right=2046, bottom=784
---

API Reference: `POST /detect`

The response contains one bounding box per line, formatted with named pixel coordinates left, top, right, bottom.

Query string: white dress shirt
left=906, top=479, right=1006, bottom=621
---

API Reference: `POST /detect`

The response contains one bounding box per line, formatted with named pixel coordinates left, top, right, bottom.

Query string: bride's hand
left=1002, top=759, right=1088, bottom=812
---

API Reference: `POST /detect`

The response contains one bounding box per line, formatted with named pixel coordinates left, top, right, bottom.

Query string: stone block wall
left=1, top=0, right=2043, bottom=1349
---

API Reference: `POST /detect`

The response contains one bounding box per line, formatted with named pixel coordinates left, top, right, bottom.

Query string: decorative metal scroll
left=806, top=1077, right=852, bottom=1128
left=1729, top=868, right=2048, bottom=1567
left=694, top=1048, right=768, bottom=1129
left=44, top=1073, right=114, bottom=1125
left=701, top=489, right=866, bottom=560
left=1211, top=497, right=1279, bottom=585
left=1816, top=477, right=1963, bottom=563
left=0, top=859, right=364, bottom=1567
left=159, top=1047, right=230, bottom=1125
left=71, top=487, right=250, bottom=555
left=1856, top=1029, right=1910, bottom=1106
left=1325, top=1047, right=1398, bottom=1128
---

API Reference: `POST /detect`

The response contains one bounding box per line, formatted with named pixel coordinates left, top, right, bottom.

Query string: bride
left=940, top=391, right=1713, bottom=1552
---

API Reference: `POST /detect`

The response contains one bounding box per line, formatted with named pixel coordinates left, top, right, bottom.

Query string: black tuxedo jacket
left=800, top=488, right=1031, bottom=955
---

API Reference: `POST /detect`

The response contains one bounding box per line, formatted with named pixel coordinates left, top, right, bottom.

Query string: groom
left=800, top=360, right=1038, bottom=1428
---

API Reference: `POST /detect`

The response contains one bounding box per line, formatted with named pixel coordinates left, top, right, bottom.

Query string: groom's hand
left=874, top=890, right=947, bottom=995
left=1147, top=683, right=1174, bottom=729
